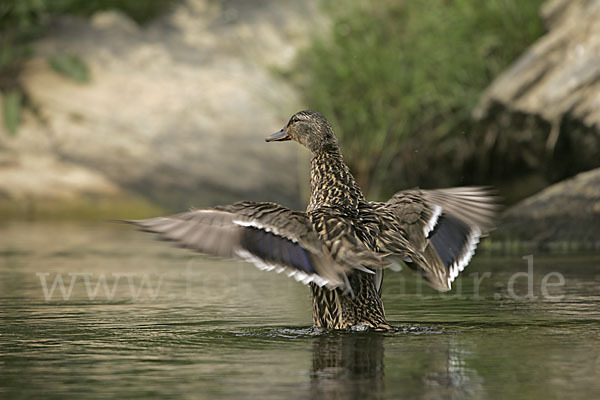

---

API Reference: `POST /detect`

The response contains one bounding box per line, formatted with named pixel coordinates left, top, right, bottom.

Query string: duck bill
left=265, top=128, right=291, bottom=142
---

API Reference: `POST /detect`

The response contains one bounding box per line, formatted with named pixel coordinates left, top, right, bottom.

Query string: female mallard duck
left=127, top=111, right=497, bottom=331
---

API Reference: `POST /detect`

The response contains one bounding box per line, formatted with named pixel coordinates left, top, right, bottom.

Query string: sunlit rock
left=0, top=0, right=325, bottom=216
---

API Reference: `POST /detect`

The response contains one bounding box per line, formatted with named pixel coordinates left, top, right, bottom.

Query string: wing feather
left=122, top=202, right=347, bottom=288
left=380, top=187, right=499, bottom=291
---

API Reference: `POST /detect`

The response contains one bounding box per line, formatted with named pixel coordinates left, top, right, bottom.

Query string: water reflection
left=310, top=332, right=485, bottom=400
left=419, top=339, right=485, bottom=399
left=311, top=334, right=385, bottom=399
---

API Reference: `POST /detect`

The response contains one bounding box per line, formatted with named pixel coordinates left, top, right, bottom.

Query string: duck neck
left=308, top=149, right=366, bottom=213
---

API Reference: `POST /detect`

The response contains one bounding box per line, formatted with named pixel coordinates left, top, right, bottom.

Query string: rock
left=495, top=168, right=600, bottom=250
left=473, top=0, right=600, bottom=248
left=0, top=0, right=325, bottom=217
left=474, top=0, right=600, bottom=201
left=0, top=154, right=162, bottom=220
left=0, top=153, right=119, bottom=200
left=476, top=0, right=600, bottom=129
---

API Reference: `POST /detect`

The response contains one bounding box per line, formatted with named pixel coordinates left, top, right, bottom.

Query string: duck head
left=266, top=110, right=339, bottom=154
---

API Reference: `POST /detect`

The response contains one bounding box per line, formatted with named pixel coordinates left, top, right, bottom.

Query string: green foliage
left=0, top=0, right=178, bottom=135
left=2, top=89, right=21, bottom=135
left=0, top=0, right=46, bottom=70
left=296, top=0, right=546, bottom=197
left=0, top=0, right=45, bottom=135
left=49, top=53, right=90, bottom=83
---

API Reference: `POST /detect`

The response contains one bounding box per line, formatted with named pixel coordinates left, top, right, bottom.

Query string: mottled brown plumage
left=124, top=110, right=498, bottom=331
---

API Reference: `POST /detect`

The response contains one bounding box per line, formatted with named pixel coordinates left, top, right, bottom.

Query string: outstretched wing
left=378, top=187, right=498, bottom=291
left=122, top=201, right=347, bottom=289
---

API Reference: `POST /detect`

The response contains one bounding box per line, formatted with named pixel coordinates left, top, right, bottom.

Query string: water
left=1, top=222, right=599, bottom=399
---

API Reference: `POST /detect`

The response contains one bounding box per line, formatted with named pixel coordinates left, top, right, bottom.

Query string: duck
left=125, top=110, right=497, bottom=331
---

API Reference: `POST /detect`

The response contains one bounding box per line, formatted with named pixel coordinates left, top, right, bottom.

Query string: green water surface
left=1, top=223, right=599, bottom=399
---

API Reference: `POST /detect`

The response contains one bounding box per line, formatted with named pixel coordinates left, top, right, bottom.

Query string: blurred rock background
left=0, top=0, right=324, bottom=217
left=0, top=0, right=598, bottom=248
